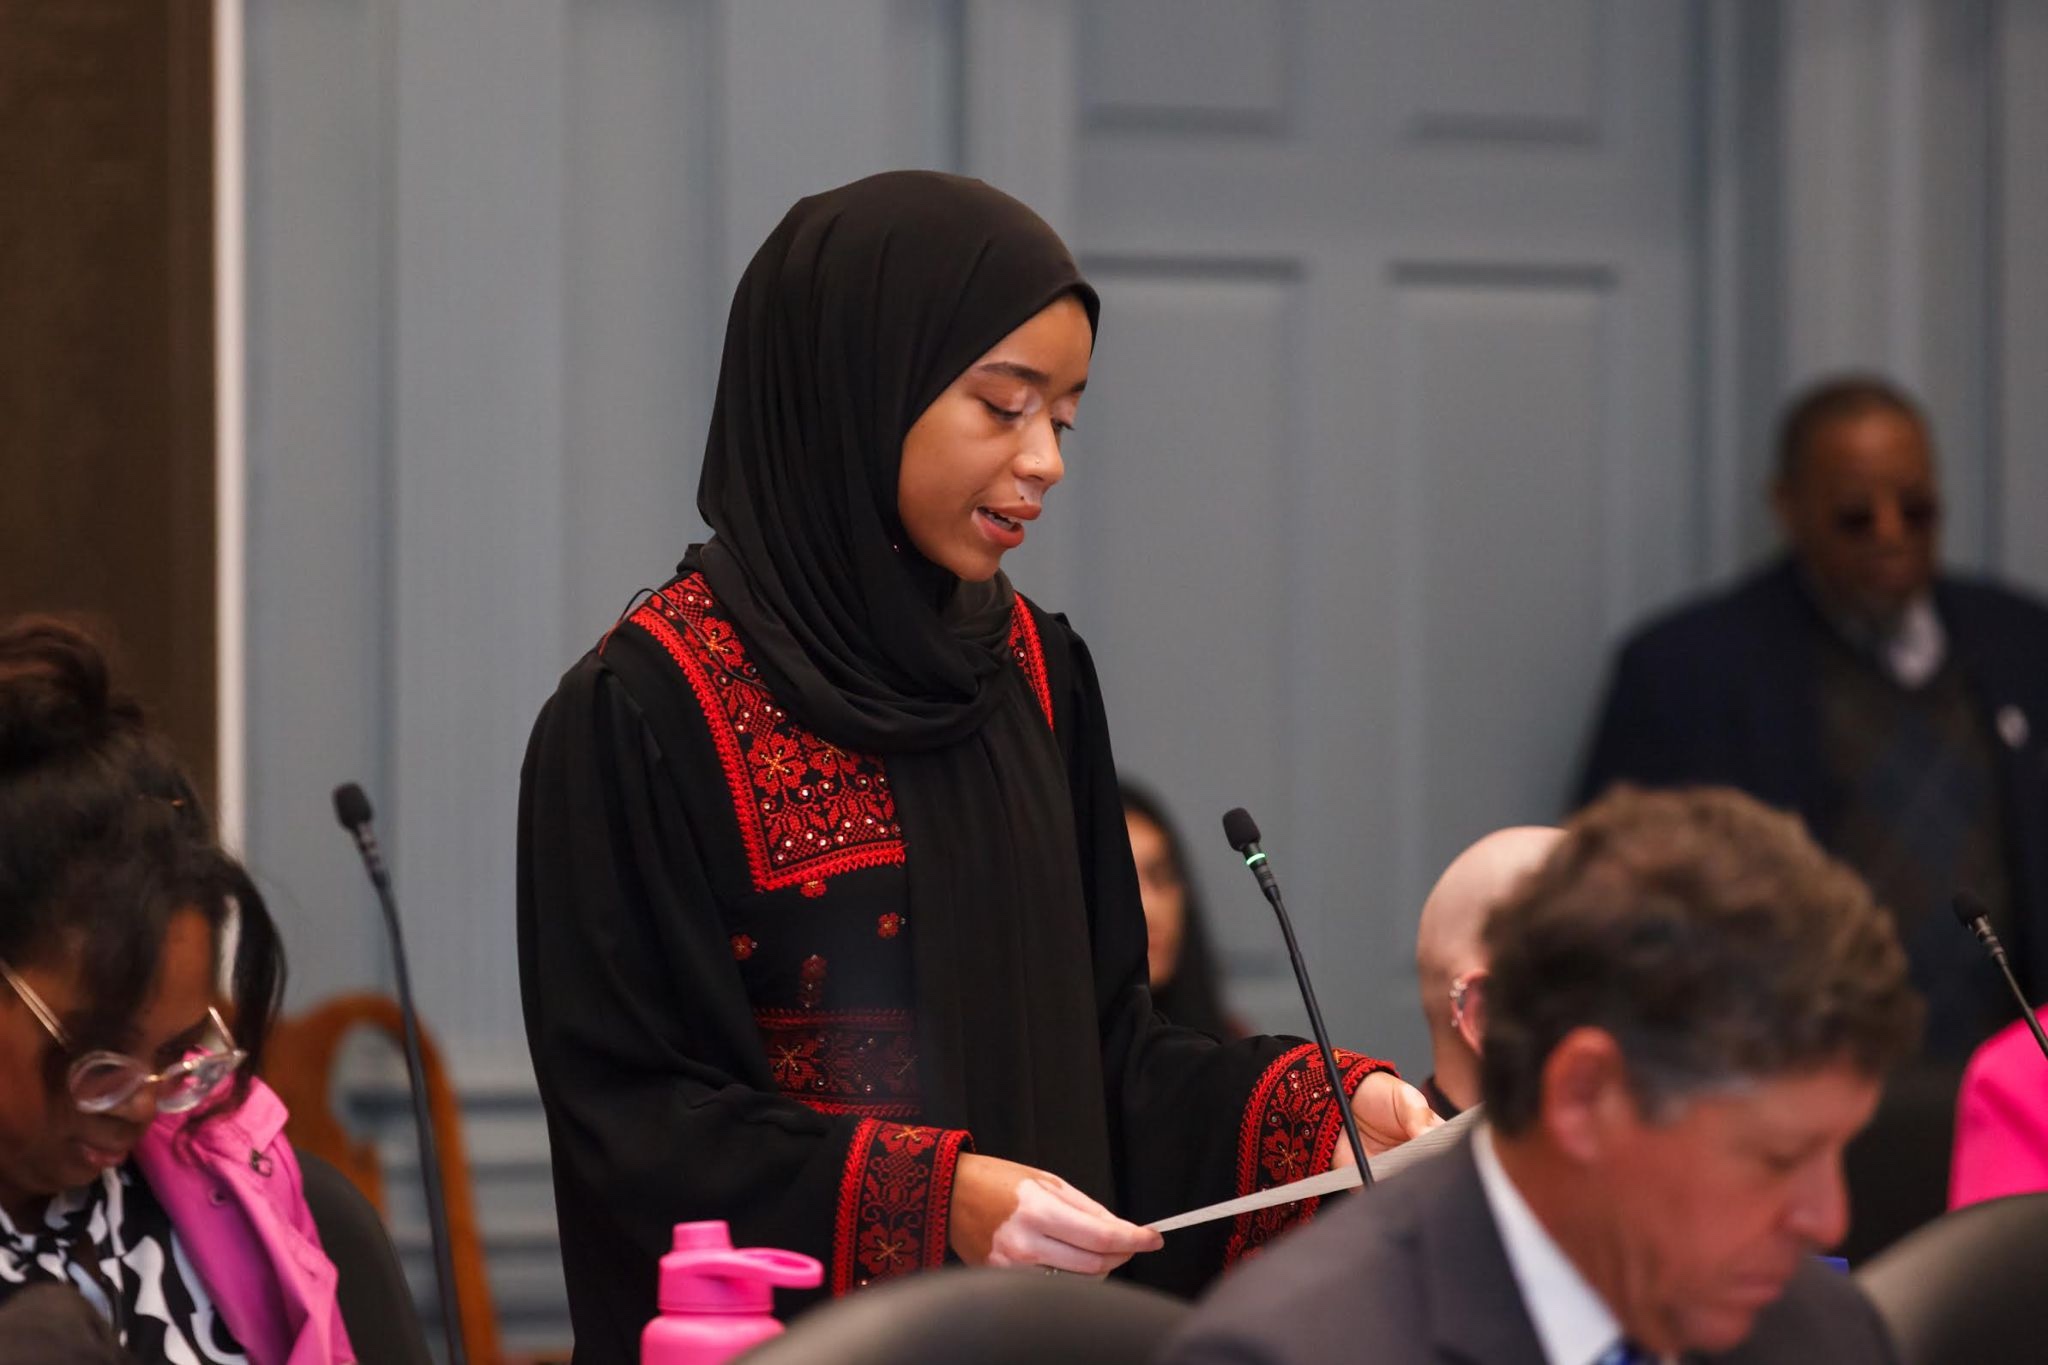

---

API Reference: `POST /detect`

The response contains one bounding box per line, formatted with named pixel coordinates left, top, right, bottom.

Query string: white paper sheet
left=1147, top=1104, right=1483, bottom=1234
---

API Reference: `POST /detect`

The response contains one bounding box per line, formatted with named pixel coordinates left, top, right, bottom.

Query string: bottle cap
left=657, top=1221, right=824, bottom=1315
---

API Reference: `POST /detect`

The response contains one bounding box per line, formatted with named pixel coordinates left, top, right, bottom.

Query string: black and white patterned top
left=0, top=1162, right=247, bottom=1363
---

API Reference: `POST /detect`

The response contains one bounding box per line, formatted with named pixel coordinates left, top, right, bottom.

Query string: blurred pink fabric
left=1950, top=1006, right=2048, bottom=1209
left=136, top=1078, right=353, bottom=1364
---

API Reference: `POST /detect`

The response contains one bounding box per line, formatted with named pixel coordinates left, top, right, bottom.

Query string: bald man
left=1413, top=826, right=1564, bottom=1118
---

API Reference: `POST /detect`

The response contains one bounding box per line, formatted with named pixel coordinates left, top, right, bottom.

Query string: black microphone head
left=1952, top=890, right=1991, bottom=929
left=1222, top=807, right=1262, bottom=853
left=332, top=782, right=374, bottom=832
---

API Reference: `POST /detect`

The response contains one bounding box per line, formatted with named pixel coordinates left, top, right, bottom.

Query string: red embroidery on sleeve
left=629, top=575, right=905, bottom=895
left=1222, top=1044, right=1389, bottom=1267
left=830, top=1119, right=971, bottom=1294
left=1007, top=597, right=1055, bottom=730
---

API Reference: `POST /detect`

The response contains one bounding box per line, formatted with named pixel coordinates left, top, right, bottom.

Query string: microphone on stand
left=1222, top=807, right=1373, bottom=1186
left=1953, top=890, right=2048, bottom=1064
left=332, top=782, right=468, bottom=1365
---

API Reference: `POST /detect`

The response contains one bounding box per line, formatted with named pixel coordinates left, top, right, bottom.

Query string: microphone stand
left=1223, top=808, right=1373, bottom=1185
left=1954, top=890, right=2048, bottom=1064
left=334, top=784, right=468, bottom=1365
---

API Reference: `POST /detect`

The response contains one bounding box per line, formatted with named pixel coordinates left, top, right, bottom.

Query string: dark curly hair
left=1481, top=785, right=1921, bottom=1135
left=0, top=616, right=285, bottom=1125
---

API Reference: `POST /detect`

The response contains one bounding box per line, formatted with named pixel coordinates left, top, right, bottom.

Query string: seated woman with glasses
left=0, top=618, right=351, bottom=1364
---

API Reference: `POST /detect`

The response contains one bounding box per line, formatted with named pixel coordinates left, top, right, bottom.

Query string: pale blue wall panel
left=1398, top=0, right=1604, bottom=143
left=1393, top=275, right=1611, bottom=862
left=242, top=0, right=396, bottom=1009
left=562, top=0, right=718, bottom=656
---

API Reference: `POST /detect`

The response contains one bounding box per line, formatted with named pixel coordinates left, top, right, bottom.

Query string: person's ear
left=1453, top=969, right=1488, bottom=1054
left=1537, top=1027, right=1633, bottom=1164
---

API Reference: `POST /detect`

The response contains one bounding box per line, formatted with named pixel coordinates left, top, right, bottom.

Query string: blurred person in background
left=0, top=619, right=350, bottom=1364
left=1413, top=826, right=1563, bottom=1119
left=1121, top=782, right=1242, bottom=1040
left=1579, top=374, right=2048, bottom=1061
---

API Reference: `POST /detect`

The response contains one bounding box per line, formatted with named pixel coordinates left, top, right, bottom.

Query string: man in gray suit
left=1161, top=786, right=1921, bottom=1364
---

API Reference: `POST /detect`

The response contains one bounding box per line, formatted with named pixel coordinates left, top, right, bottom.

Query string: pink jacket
left=134, top=1079, right=356, bottom=1364
left=1949, top=1005, right=2048, bottom=1210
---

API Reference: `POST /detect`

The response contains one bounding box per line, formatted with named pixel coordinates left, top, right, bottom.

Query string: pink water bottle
left=641, top=1220, right=824, bottom=1365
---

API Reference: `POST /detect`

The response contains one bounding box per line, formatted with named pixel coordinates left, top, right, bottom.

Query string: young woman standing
left=518, top=171, right=1434, bottom=1358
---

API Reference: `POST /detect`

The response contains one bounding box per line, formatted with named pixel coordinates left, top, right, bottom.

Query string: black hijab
left=693, top=172, right=1116, bottom=1198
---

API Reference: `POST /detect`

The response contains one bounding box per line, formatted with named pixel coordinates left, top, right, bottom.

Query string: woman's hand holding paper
left=1334, top=1070, right=1443, bottom=1164
left=949, top=1153, right=1164, bottom=1275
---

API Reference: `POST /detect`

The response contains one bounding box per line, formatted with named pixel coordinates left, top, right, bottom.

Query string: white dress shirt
left=1813, top=584, right=1948, bottom=689
left=1472, top=1126, right=1668, bottom=1365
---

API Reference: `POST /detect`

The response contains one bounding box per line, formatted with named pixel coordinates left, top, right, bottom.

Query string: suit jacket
left=1576, top=559, right=2048, bottom=996
left=1156, top=1134, right=1898, bottom=1365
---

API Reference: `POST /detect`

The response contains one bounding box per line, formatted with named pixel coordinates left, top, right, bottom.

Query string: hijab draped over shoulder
left=691, top=171, right=1118, bottom=1198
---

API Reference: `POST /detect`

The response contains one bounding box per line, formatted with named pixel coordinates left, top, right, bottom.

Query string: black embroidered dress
left=519, top=569, right=1386, bottom=1353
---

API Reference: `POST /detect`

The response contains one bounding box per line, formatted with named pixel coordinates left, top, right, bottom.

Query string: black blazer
left=1156, top=1134, right=1899, bottom=1365
left=1576, top=559, right=2048, bottom=994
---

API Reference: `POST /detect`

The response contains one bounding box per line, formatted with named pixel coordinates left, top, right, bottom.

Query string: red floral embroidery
left=766, top=1033, right=822, bottom=1091
left=731, top=934, right=755, bottom=961
left=1008, top=597, right=1054, bottom=730
left=799, top=954, right=828, bottom=1010
left=629, top=576, right=1052, bottom=894
left=696, top=617, right=740, bottom=662
left=831, top=1118, right=970, bottom=1294
left=629, top=575, right=904, bottom=894
left=755, top=735, right=808, bottom=791
left=857, top=1221, right=916, bottom=1277
left=878, top=1124, right=937, bottom=1156
left=877, top=913, right=903, bottom=939
left=1222, top=1044, right=1388, bottom=1267
left=754, top=1009, right=921, bottom=1119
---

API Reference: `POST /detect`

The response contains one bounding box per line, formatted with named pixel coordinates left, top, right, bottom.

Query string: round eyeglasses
left=0, top=959, right=246, bottom=1115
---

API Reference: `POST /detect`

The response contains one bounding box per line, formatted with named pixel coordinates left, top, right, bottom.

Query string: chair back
left=265, top=992, right=499, bottom=1362
left=299, top=1149, right=435, bottom=1365
left=740, top=1267, right=1190, bottom=1365
left=1838, top=1060, right=1964, bottom=1264
left=1856, top=1191, right=2048, bottom=1364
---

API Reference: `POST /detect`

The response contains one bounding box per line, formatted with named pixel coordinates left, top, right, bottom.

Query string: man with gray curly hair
left=1162, top=786, right=1922, bottom=1365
